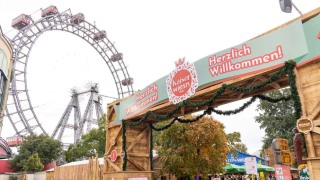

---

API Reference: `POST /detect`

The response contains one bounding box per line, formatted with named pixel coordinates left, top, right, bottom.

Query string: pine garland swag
left=120, top=60, right=302, bottom=171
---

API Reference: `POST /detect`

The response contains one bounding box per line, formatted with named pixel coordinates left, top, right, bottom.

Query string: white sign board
left=245, top=157, right=258, bottom=175
left=128, top=177, right=148, bottom=180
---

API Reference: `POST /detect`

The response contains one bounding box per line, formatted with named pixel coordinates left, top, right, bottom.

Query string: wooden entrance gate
left=104, top=8, right=320, bottom=180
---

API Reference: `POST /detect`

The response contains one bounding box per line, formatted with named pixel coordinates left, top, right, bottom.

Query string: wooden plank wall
left=105, top=105, right=124, bottom=174
left=125, top=123, right=150, bottom=172
left=104, top=103, right=152, bottom=180
left=53, top=164, right=89, bottom=180
left=295, top=59, right=320, bottom=179
left=52, top=164, right=103, bottom=180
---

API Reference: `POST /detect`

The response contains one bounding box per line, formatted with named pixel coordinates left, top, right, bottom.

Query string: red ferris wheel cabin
left=41, top=5, right=59, bottom=18
left=70, top=13, right=85, bottom=24
left=11, top=14, right=31, bottom=30
left=93, top=30, right=107, bottom=41
left=121, top=78, right=134, bottom=86
left=6, top=135, right=24, bottom=147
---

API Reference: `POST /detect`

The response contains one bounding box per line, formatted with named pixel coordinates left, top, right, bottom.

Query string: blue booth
left=227, top=150, right=266, bottom=166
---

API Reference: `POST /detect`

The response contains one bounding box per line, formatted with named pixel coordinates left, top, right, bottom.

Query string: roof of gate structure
left=110, top=7, right=320, bottom=123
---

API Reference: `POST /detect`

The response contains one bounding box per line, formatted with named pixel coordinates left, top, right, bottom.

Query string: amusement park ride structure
left=51, top=84, right=105, bottom=143
left=4, top=5, right=134, bottom=144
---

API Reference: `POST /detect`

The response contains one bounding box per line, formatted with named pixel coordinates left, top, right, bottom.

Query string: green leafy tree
left=65, top=114, right=106, bottom=162
left=234, top=143, right=248, bottom=153
left=154, top=126, right=247, bottom=156
left=157, top=115, right=228, bottom=178
left=23, top=153, right=44, bottom=173
left=9, top=134, right=62, bottom=172
left=255, top=88, right=296, bottom=149
left=227, top=132, right=248, bottom=153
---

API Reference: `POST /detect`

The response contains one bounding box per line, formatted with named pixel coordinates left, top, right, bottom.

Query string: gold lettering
left=299, top=122, right=311, bottom=127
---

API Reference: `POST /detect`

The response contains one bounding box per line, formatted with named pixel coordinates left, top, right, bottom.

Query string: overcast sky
left=0, top=0, right=319, bottom=154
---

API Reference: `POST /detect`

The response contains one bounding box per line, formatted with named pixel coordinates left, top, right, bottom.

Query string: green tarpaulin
left=241, top=164, right=274, bottom=172
left=224, top=163, right=246, bottom=173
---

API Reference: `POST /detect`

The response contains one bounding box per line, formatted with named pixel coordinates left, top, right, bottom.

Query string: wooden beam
left=312, top=126, right=320, bottom=134
left=108, top=124, right=121, bottom=129
left=127, top=152, right=150, bottom=158
left=237, top=93, right=244, bottom=99
left=306, top=133, right=316, bottom=157
left=294, top=68, right=307, bottom=116
left=313, top=119, right=320, bottom=127
left=303, top=156, right=320, bottom=161
left=127, top=157, right=146, bottom=171
left=106, top=125, right=122, bottom=155
left=107, top=106, right=115, bottom=121
left=181, top=106, right=186, bottom=115
left=256, top=76, right=281, bottom=89
left=310, top=100, right=320, bottom=120
left=126, top=127, right=149, bottom=152
left=215, top=98, right=238, bottom=101
left=105, top=105, right=112, bottom=173
left=233, top=78, right=260, bottom=99
left=105, top=158, right=121, bottom=172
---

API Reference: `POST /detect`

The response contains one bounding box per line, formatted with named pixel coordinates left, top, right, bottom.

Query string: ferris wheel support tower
left=51, top=84, right=104, bottom=142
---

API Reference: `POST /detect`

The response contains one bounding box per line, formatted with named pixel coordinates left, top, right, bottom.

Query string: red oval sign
left=110, top=150, right=117, bottom=162
left=171, top=69, right=192, bottom=96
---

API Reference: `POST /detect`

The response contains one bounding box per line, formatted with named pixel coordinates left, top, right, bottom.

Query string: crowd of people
left=211, top=174, right=276, bottom=180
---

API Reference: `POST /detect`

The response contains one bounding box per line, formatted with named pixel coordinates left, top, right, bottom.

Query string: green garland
left=286, top=62, right=302, bottom=119
left=211, top=94, right=291, bottom=116
left=122, top=120, right=127, bottom=171
left=150, top=94, right=291, bottom=131
left=149, top=123, right=154, bottom=171
left=121, top=60, right=302, bottom=171
left=151, top=118, right=178, bottom=131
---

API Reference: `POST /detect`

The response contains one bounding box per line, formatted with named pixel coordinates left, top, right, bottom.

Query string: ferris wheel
left=5, top=5, right=134, bottom=139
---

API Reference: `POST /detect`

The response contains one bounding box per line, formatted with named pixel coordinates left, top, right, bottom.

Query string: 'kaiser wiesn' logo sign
left=166, top=58, right=198, bottom=104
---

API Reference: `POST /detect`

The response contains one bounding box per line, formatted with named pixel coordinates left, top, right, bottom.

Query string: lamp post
left=279, top=0, right=303, bottom=15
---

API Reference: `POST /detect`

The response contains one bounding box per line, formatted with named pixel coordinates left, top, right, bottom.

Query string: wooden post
left=294, top=67, right=316, bottom=179
left=294, top=60, right=320, bottom=180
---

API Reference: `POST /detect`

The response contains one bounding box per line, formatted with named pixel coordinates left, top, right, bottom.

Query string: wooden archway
left=104, top=8, right=320, bottom=180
